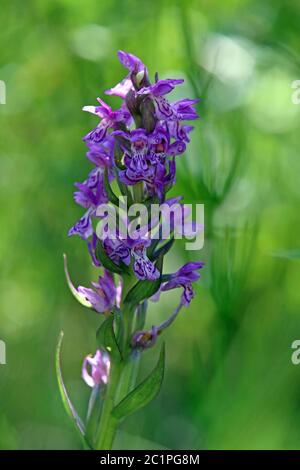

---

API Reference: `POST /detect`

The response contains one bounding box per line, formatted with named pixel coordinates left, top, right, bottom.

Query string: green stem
left=95, top=275, right=139, bottom=450
left=115, top=352, right=141, bottom=404
left=133, top=181, right=143, bottom=203
left=95, top=361, right=121, bottom=450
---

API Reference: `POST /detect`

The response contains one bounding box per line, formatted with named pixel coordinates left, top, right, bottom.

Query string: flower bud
left=140, top=97, right=157, bottom=133
left=125, top=89, right=142, bottom=128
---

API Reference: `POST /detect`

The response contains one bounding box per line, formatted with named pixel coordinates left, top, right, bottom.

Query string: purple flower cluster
left=66, top=51, right=204, bottom=363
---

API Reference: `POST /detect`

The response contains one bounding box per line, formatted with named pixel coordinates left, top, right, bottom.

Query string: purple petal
left=68, top=211, right=93, bottom=240
left=150, top=79, right=184, bottom=97
left=117, top=50, right=144, bottom=72
left=133, top=257, right=159, bottom=281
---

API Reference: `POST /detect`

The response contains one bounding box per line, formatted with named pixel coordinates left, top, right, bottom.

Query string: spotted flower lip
left=132, top=242, right=160, bottom=281
left=103, top=238, right=131, bottom=266
left=82, top=350, right=111, bottom=388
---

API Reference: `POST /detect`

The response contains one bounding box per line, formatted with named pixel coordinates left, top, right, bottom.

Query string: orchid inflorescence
left=57, top=51, right=204, bottom=450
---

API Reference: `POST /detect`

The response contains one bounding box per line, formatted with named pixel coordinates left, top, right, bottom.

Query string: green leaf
left=96, top=316, right=122, bottom=361
left=113, top=306, right=125, bottom=345
left=104, top=168, right=119, bottom=206
left=96, top=241, right=129, bottom=275
left=270, top=249, right=300, bottom=259
left=85, top=385, right=104, bottom=448
left=144, top=194, right=160, bottom=209
left=135, top=301, right=148, bottom=331
left=124, top=256, right=163, bottom=306
left=125, top=278, right=161, bottom=305
left=114, top=141, right=126, bottom=169
left=55, top=331, right=86, bottom=437
left=151, top=237, right=175, bottom=260
left=112, top=343, right=165, bottom=421
left=117, top=176, right=133, bottom=206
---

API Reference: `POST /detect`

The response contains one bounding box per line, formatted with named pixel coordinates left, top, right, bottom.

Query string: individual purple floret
left=64, top=254, right=118, bottom=313
left=77, top=270, right=117, bottom=313
left=82, top=350, right=111, bottom=387
left=162, top=261, right=205, bottom=306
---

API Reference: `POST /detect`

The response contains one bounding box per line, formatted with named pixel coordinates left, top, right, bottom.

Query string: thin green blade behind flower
left=55, top=331, right=86, bottom=437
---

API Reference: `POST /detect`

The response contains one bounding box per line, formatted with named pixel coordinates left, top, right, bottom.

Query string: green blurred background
left=1, top=0, right=300, bottom=450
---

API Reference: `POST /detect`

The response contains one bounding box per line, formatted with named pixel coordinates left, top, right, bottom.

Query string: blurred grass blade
left=112, top=343, right=165, bottom=421
left=55, top=331, right=86, bottom=437
left=270, top=249, right=300, bottom=259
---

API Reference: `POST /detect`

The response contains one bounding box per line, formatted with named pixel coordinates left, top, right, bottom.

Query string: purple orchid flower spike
left=61, top=50, right=203, bottom=451
left=82, top=350, right=111, bottom=387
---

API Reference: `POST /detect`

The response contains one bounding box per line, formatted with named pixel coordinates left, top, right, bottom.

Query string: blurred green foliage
left=1, top=0, right=300, bottom=450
